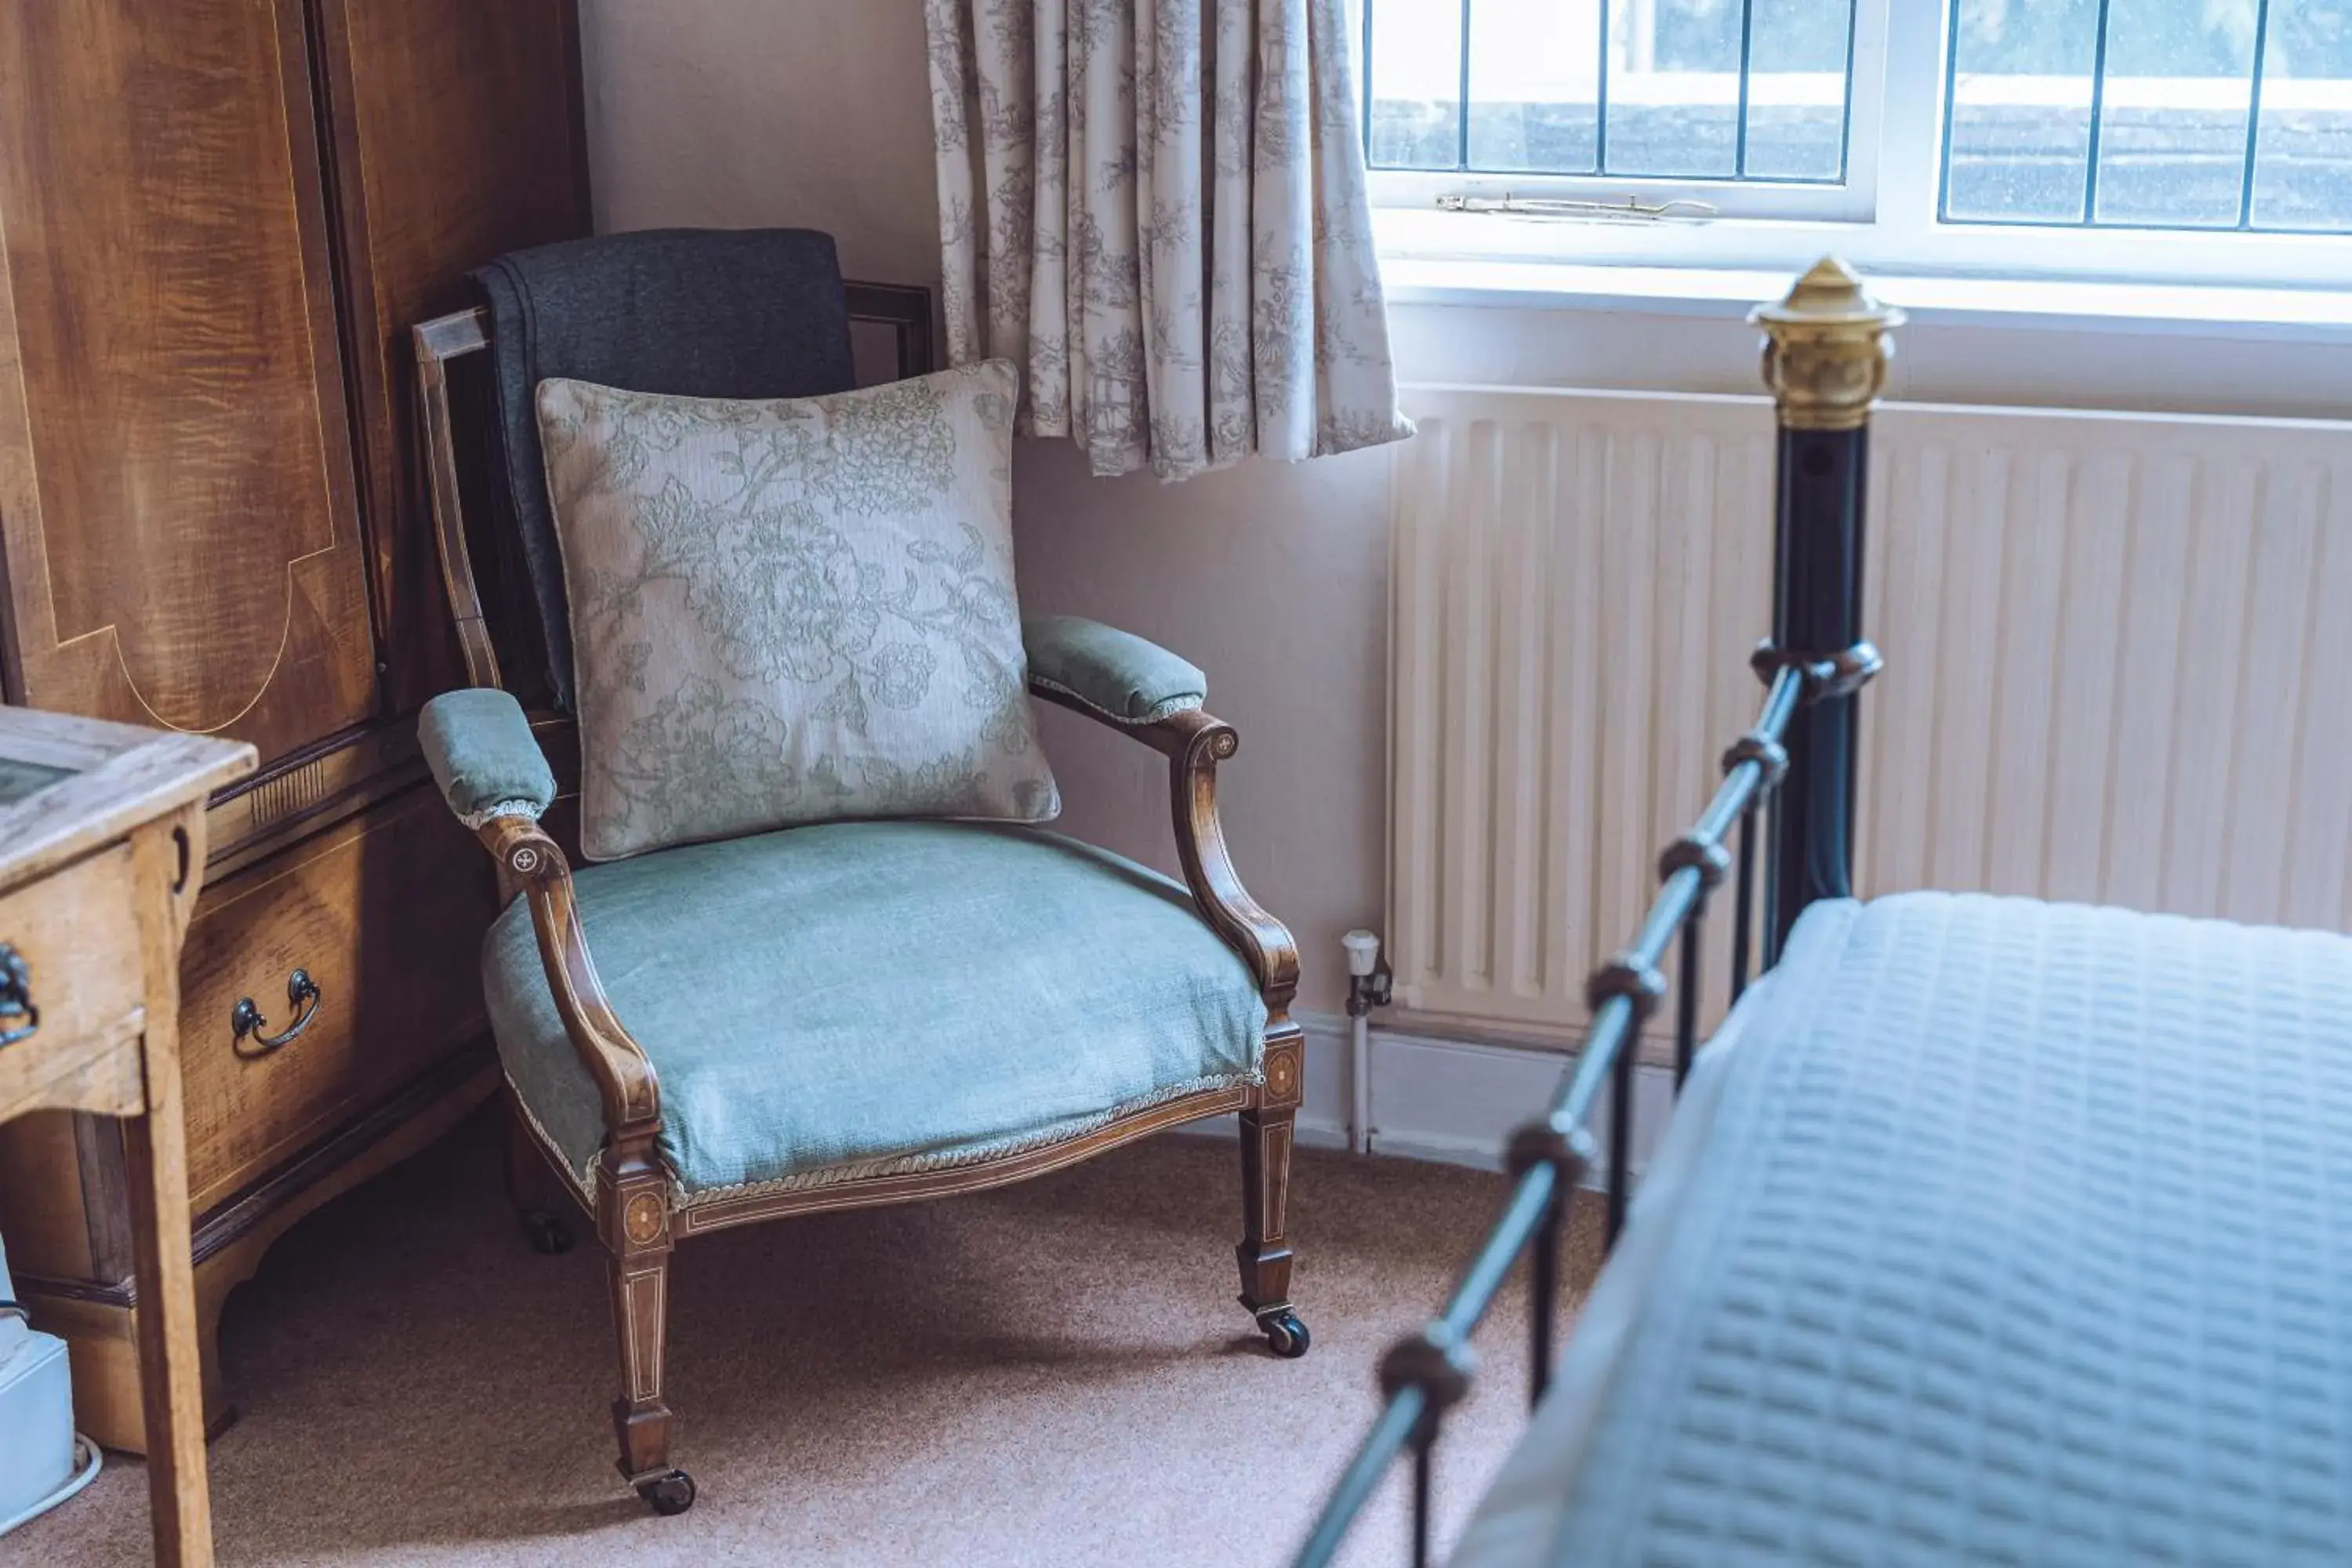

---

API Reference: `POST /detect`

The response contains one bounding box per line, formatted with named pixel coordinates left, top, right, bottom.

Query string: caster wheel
left=521, top=1210, right=575, bottom=1256
left=637, top=1468, right=696, bottom=1516
left=1261, top=1309, right=1311, bottom=1359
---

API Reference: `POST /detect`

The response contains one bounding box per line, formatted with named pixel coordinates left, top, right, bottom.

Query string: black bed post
left=1751, top=260, right=1902, bottom=964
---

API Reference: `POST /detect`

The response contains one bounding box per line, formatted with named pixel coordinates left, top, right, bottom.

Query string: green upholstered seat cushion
left=482, top=820, right=1265, bottom=1200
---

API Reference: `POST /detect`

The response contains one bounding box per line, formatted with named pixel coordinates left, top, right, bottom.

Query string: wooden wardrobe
left=0, top=0, right=589, bottom=1450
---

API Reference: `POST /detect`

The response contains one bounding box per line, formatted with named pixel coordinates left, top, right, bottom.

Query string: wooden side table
left=0, top=706, right=253, bottom=1567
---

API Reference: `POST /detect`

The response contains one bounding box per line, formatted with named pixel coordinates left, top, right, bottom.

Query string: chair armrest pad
left=419, top=688, right=557, bottom=829
left=1023, top=615, right=1206, bottom=725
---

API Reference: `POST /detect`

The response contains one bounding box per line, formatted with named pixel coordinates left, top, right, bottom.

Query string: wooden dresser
left=0, top=0, right=590, bottom=1450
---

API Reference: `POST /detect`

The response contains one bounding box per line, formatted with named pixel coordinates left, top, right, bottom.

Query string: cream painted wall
left=578, top=1, right=939, bottom=285
left=574, top=0, right=2352, bottom=1010
left=1011, top=441, right=1392, bottom=1017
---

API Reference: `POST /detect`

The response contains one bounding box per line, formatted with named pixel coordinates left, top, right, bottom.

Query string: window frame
left=1363, top=0, right=1886, bottom=224
left=1365, top=0, right=2352, bottom=293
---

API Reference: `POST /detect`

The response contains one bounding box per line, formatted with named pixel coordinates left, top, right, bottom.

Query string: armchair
left=410, top=230, right=1305, bottom=1516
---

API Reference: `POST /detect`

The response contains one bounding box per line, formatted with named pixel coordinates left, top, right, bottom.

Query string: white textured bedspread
left=1451, top=892, right=2352, bottom=1567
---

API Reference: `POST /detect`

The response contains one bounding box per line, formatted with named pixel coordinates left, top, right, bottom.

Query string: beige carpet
left=16, top=1112, right=1602, bottom=1567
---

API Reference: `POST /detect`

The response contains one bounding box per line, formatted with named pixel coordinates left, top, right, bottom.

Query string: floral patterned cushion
left=535, top=361, right=1059, bottom=861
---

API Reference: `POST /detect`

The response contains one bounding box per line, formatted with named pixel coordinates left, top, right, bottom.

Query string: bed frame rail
left=1294, top=260, right=1901, bottom=1568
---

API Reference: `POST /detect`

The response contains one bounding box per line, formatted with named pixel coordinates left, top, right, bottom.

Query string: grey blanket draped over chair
left=924, top=0, right=1411, bottom=481
left=471, top=230, right=856, bottom=710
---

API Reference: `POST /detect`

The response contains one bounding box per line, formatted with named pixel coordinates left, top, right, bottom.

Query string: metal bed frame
left=1294, top=259, right=1903, bottom=1568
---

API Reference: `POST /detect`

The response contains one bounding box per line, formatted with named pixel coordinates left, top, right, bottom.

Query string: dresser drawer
left=180, top=786, right=494, bottom=1212
left=0, top=843, right=147, bottom=1121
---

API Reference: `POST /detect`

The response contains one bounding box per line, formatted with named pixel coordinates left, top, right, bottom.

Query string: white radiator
left=1389, top=384, right=2352, bottom=1040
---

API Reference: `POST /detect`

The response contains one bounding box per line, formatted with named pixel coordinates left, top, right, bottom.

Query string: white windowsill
left=1379, top=220, right=2352, bottom=344
left=1385, top=255, right=2352, bottom=343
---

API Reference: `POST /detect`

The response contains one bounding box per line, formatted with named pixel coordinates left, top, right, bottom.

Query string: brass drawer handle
left=0, top=943, right=38, bottom=1048
left=231, top=968, right=321, bottom=1058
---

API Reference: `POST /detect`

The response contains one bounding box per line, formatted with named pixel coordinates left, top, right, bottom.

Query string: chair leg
left=1237, top=1028, right=1309, bottom=1358
left=601, top=1150, right=695, bottom=1515
left=505, top=1104, right=577, bottom=1256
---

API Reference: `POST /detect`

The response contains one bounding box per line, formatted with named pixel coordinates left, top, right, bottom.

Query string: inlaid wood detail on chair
left=1239, top=1029, right=1309, bottom=1358
left=602, top=1134, right=686, bottom=1510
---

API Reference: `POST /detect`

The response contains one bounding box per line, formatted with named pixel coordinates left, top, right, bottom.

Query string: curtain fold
left=924, top=0, right=1411, bottom=482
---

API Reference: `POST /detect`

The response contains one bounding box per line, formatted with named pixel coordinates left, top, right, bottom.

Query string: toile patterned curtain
left=923, top=0, right=1413, bottom=482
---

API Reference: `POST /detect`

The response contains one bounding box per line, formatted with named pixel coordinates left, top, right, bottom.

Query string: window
left=1363, top=0, right=2352, bottom=287
left=1364, top=1, right=1864, bottom=190
left=1940, top=0, right=2352, bottom=231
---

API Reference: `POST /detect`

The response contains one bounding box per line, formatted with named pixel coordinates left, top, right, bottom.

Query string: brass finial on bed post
left=1751, top=257, right=1904, bottom=431
left=1748, top=258, right=1900, bottom=964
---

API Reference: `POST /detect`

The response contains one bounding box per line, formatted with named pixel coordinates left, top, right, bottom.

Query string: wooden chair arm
left=1033, top=689, right=1301, bottom=1016
left=477, top=815, right=662, bottom=1140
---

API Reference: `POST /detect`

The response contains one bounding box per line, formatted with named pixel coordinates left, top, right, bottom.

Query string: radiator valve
left=1343, top=929, right=1392, bottom=1017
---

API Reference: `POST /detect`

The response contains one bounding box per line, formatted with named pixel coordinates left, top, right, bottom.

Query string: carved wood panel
left=312, top=0, right=592, bottom=715
left=0, top=0, right=379, bottom=764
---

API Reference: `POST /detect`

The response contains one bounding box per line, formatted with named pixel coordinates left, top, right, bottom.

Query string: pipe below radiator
left=1341, top=929, right=1386, bottom=1155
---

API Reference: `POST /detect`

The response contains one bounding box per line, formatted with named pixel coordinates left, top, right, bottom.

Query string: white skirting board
left=1174, top=1011, right=1676, bottom=1190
